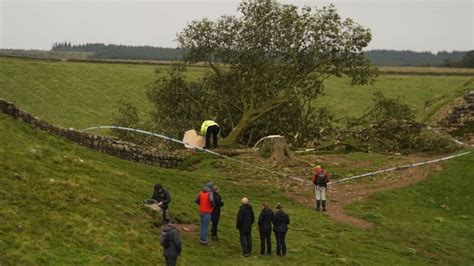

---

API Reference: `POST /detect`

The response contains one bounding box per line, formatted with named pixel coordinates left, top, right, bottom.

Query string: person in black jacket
left=145, top=183, right=171, bottom=223
left=161, top=219, right=182, bottom=266
left=211, top=185, right=224, bottom=241
left=273, top=203, right=290, bottom=256
left=236, top=197, right=254, bottom=257
left=258, top=202, right=274, bottom=256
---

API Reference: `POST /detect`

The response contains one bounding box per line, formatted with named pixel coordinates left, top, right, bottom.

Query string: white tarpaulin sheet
left=183, top=129, right=206, bottom=149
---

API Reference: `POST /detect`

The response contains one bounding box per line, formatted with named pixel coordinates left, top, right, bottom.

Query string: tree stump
left=257, top=136, right=291, bottom=162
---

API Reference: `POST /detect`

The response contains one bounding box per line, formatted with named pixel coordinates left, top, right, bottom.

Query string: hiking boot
left=211, top=235, right=218, bottom=241
left=316, top=200, right=321, bottom=211
left=322, top=200, right=327, bottom=212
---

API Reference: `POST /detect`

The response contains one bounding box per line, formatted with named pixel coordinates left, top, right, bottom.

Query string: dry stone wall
left=438, top=91, right=474, bottom=143
left=0, top=98, right=184, bottom=168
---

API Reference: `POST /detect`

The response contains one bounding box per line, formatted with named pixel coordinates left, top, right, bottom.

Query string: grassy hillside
left=0, top=57, right=472, bottom=131
left=0, top=57, right=208, bottom=129
left=1, top=113, right=473, bottom=264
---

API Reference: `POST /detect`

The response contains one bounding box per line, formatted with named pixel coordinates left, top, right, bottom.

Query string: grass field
left=1, top=112, right=474, bottom=264
left=0, top=57, right=472, bottom=131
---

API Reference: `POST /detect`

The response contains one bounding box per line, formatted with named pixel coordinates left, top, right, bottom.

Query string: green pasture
left=0, top=57, right=472, bottom=131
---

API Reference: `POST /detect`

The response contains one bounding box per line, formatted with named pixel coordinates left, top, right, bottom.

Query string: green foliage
left=341, top=92, right=459, bottom=154
left=111, top=99, right=141, bottom=141
left=415, top=130, right=458, bottom=153
left=170, top=0, right=377, bottom=145
left=366, top=91, right=415, bottom=121
left=146, top=66, right=214, bottom=138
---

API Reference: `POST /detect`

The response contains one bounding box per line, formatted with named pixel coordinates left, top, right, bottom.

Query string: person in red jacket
left=195, top=182, right=215, bottom=245
left=312, top=165, right=329, bottom=211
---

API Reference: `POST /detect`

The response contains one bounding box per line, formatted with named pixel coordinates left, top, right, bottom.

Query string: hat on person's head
left=276, top=202, right=282, bottom=209
left=241, top=197, right=249, bottom=204
left=168, top=218, right=177, bottom=225
left=316, top=165, right=322, bottom=169
left=206, top=181, right=214, bottom=189
left=154, top=183, right=163, bottom=191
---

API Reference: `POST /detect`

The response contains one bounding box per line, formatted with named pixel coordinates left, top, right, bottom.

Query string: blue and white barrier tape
left=82, top=125, right=472, bottom=185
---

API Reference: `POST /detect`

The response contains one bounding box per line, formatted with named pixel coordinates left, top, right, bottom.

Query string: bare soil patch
left=287, top=163, right=442, bottom=229
left=155, top=223, right=199, bottom=236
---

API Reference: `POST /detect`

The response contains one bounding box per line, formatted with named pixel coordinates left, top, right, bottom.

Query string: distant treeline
left=365, top=49, right=466, bottom=67
left=52, top=42, right=182, bottom=61
left=52, top=42, right=471, bottom=67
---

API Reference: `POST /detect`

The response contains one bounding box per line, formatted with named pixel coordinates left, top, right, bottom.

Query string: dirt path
left=288, top=164, right=442, bottom=229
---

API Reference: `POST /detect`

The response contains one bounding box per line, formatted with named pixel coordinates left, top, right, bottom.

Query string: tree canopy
left=149, top=0, right=377, bottom=146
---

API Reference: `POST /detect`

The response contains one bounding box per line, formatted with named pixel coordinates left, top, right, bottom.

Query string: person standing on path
left=211, top=185, right=224, bottom=241
left=312, top=165, right=330, bottom=211
left=236, top=197, right=255, bottom=257
left=200, top=120, right=220, bottom=149
left=195, top=182, right=215, bottom=245
left=273, top=203, right=290, bottom=256
left=160, top=219, right=182, bottom=266
left=258, top=202, right=274, bottom=256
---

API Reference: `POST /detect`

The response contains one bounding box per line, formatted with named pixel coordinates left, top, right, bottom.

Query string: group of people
left=195, top=182, right=291, bottom=257
left=145, top=161, right=330, bottom=265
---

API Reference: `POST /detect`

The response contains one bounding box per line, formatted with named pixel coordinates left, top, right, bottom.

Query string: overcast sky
left=0, top=0, right=472, bottom=52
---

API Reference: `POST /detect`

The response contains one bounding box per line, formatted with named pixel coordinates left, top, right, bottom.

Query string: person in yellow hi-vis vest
left=200, top=120, right=220, bottom=149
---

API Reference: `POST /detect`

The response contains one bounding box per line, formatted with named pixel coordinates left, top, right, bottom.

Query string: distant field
left=0, top=56, right=472, bottom=130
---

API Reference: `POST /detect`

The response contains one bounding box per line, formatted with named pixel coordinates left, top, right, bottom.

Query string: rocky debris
left=0, top=98, right=184, bottom=168
left=438, top=91, right=474, bottom=139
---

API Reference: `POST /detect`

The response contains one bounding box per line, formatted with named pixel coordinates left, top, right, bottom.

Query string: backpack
left=316, top=172, right=327, bottom=186
left=160, top=230, right=172, bottom=248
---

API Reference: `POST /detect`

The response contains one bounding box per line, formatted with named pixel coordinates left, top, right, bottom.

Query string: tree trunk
left=222, top=112, right=251, bottom=146
left=258, top=136, right=291, bottom=163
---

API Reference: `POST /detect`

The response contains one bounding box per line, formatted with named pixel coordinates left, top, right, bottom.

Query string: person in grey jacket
left=161, top=219, right=182, bottom=266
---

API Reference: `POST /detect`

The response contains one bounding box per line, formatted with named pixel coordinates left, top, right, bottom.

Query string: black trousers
left=211, top=219, right=219, bottom=237
left=274, top=232, right=287, bottom=256
left=160, top=204, right=169, bottom=222
left=205, top=125, right=220, bottom=148
left=239, top=231, right=252, bottom=254
left=259, top=231, right=271, bottom=255
left=165, top=257, right=177, bottom=266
